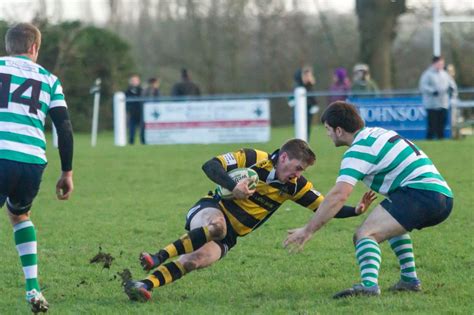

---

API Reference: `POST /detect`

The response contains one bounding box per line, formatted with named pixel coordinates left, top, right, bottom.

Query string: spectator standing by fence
left=125, top=74, right=144, bottom=144
left=329, top=67, right=351, bottom=103
left=419, top=56, right=457, bottom=140
left=171, top=69, right=201, bottom=96
left=351, top=63, right=379, bottom=97
left=143, top=77, right=160, bottom=97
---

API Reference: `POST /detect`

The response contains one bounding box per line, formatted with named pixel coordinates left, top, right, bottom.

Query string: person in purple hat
left=329, top=67, right=351, bottom=103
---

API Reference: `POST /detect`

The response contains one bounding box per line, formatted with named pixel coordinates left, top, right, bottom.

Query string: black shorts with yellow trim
left=184, top=195, right=238, bottom=258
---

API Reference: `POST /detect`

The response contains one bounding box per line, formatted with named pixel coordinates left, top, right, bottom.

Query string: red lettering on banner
left=145, top=120, right=269, bottom=129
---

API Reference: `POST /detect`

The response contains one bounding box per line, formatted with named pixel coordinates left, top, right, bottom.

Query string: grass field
left=0, top=126, right=473, bottom=314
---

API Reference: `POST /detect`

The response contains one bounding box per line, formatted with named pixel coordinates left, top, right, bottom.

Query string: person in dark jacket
left=143, top=77, right=160, bottom=97
left=171, top=69, right=201, bottom=97
left=125, top=74, right=144, bottom=144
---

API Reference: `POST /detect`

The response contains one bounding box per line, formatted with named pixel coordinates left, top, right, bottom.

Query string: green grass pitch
left=0, top=126, right=473, bottom=314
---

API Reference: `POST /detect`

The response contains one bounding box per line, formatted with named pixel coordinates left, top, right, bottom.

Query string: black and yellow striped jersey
left=213, top=148, right=324, bottom=236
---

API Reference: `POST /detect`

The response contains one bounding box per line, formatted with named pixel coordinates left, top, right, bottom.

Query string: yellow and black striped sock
left=155, top=226, right=211, bottom=263
left=143, top=261, right=186, bottom=289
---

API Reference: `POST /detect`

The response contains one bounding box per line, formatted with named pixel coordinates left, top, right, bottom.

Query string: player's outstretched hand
left=232, top=178, right=255, bottom=200
left=56, top=171, right=74, bottom=200
left=283, top=226, right=313, bottom=254
left=355, top=191, right=377, bottom=215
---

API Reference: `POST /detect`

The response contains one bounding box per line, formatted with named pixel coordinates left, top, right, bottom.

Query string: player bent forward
left=284, top=101, right=453, bottom=298
left=124, top=139, right=376, bottom=301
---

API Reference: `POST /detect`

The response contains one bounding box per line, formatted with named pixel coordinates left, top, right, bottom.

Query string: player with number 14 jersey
left=0, top=23, right=74, bottom=313
left=0, top=55, right=66, bottom=163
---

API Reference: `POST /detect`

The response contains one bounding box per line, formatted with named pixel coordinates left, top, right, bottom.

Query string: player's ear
left=280, top=151, right=289, bottom=164
left=28, top=43, right=40, bottom=60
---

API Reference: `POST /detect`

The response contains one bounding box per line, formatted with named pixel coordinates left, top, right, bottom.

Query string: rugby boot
left=333, top=283, right=381, bottom=299
left=389, top=279, right=422, bottom=292
left=139, top=252, right=163, bottom=271
left=27, top=289, right=49, bottom=313
left=124, top=280, right=152, bottom=302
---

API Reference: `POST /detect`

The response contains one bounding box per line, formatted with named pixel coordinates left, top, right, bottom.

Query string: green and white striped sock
left=389, top=233, right=418, bottom=282
left=355, top=237, right=381, bottom=287
left=14, top=220, right=40, bottom=293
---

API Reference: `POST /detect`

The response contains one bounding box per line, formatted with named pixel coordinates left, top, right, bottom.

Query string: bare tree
left=314, top=0, right=341, bottom=66
left=37, top=0, right=48, bottom=20
left=81, top=0, right=95, bottom=24
left=220, top=0, right=248, bottom=92
left=53, top=0, right=63, bottom=21
left=157, top=0, right=173, bottom=19
left=356, top=0, right=406, bottom=89
left=108, top=0, right=121, bottom=31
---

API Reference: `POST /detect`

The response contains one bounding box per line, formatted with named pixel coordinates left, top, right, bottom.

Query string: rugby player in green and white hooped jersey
left=0, top=23, right=74, bottom=312
left=284, top=101, right=453, bottom=299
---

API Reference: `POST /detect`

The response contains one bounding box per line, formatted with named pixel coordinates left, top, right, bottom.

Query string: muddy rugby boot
left=124, top=280, right=152, bottom=302
left=27, top=289, right=49, bottom=313
left=389, top=279, right=422, bottom=292
left=333, top=283, right=381, bottom=299
left=139, top=252, right=162, bottom=271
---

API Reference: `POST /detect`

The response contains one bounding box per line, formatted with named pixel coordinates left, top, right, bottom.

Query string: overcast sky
left=0, top=0, right=472, bottom=25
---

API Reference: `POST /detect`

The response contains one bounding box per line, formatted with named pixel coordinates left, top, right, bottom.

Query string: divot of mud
left=89, top=247, right=115, bottom=269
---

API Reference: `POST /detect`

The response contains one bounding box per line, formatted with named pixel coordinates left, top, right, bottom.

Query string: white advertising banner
left=143, top=99, right=271, bottom=144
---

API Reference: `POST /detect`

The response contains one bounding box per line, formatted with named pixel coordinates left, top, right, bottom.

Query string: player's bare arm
left=284, top=182, right=354, bottom=252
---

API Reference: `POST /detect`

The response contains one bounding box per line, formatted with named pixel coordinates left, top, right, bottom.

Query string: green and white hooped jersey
left=0, top=56, right=67, bottom=164
left=336, top=127, right=453, bottom=197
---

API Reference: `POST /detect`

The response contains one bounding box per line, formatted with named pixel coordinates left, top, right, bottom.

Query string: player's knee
left=207, top=219, right=226, bottom=240
left=182, top=259, right=199, bottom=272
left=354, top=228, right=371, bottom=244
left=6, top=204, right=30, bottom=225
left=6, top=198, right=32, bottom=217
left=352, top=233, right=358, bottom=246
left=354, top=228, right=382, bottom=244
left=181, top=252, right=206, bottom=272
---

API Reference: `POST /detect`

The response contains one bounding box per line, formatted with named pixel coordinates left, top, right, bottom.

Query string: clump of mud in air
left=89, top=246, right=115, bottom=269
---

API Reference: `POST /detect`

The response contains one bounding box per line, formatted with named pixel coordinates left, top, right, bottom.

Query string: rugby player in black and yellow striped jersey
left=123, top=139, right=376, bottom=302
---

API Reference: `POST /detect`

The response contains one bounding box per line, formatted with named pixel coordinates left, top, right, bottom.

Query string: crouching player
left=284, top=102, right=453, bottom=298
left=124, top=139, right=375, bottom=301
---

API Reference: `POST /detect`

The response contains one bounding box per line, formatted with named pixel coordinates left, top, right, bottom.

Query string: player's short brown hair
left=321, top=101, right=365, bottom=133
left=5, top=23, right=41, bottom=55
left=280, top=139, right=316, bottom=166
